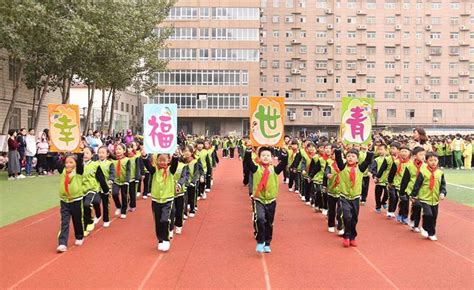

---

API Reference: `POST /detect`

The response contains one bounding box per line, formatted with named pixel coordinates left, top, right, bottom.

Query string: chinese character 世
left=255, top=104, right=281, bottom=139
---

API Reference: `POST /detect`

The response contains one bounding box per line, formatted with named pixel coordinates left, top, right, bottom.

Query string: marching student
left=141, top=150, right=180, bottom=252
left=126, top=142, right=142, bottom=212
left=245, top=146, right=288, bottom=253
left=82, top=147, right=109, bottom=236
left=170, top=150, right=190, bottom=236
left=56, top=154, right=85, bottom=253
left=96, top=146, right=115, bottom=227
left=195, top=139, right=211, bottom=200
left=399, top=146, right=426, bottom=232
left=359, top=144, right=370, bottom=205
left=111, top=144, right=131, bottom=219
left=309, top=142, right=331, bottom=214
left=334, top=143, right=374, bottom=247
left=387, top=145, right=412, bottom=224
left=294, top=142, right=317, bottom=205
left=371, top=144, right=390, bottom=213
left=204, top=140, right=215, bottom=193
left=182, top=144, right=202, bottom=218
left=324, top=145, right=344, bottom=235
left=411, top=152, right=447, bottom=241
left=287, top=139, right=300, bottom=192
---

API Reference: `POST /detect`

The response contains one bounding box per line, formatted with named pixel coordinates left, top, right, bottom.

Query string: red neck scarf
left=414, top=159, right=423, bottom=176
left=255, top=163, right=270, bottom=197
left=305, top=149, right=316, bottom=159
left=64, top=169, right=72, bottom=196
left=116, top=156, right=124, bottom=176
left=348, top=162, right=358, bottom=189
left=331, top=161, right=340, bottom=189
left=397, top=157, right=410, bottom=175
left=427, top=165, right=438, bottom=191
left=320, top=153, right=329, bottom=160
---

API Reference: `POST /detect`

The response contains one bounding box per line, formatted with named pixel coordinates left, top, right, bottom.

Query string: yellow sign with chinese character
left=48, top=104, right=81, bottom=152
left=249, top=96, right=285, bottom=147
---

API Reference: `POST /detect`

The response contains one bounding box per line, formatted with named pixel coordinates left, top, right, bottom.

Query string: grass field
left=0, top=168, right=472, bottom=227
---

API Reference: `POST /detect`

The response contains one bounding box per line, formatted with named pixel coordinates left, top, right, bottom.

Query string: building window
left=387, top=109, right=396, bottom=118
left=449, top=92, right=458, bottom=99
left=315, top=91, right=326, bottom=98
left=430, top=92, right=440, bottom=99
left=406, top=109, right=415, bottom=119
left=384, top=92, right=395, bottom=99
left=433, top=109, right=443, bottom=119
left=121, top=102, right=124, bottom=111
left=303, top=108, right=312, bottom=117
left=322, top=108, right=332, bottom=117
left=347, top=76, right=357, bottom=84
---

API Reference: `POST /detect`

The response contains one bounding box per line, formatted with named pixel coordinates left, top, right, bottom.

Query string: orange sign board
left=48, top=104, right=81, bottom=152
left=249, top=96, right=285, bottom=147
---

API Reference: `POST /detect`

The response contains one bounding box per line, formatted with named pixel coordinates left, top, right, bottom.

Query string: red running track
left=1, top=158, right=473, bottom=289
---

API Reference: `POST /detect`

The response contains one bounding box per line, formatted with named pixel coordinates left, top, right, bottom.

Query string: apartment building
left=157, top=0, right=474, bottom=136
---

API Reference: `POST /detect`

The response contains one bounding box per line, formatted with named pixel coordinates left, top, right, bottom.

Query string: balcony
left=291, top=69, right=301, bottom=75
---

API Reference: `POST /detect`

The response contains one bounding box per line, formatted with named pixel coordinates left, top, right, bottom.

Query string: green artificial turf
left=0, top=171, right=60, bottom=227
left=443, top=169, right=474, bottom=207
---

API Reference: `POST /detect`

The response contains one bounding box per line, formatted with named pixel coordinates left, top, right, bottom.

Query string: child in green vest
left=293, top=142, right=317, bottom=205
left=383, top=142, right=400, bottom=218
left=229, top=137, right=236, bottom=159
left=244, top=146, right=288, bottom=253
left=142, top=151, right=180, bottom=252
left=444, top=139, right=453, bottom=169
left=359, top=144, right=370, bottom=205
left=387, top=145, right=412, bottom=224
left=324, top=145, right=344, bottom=235
left=335, top=144, right=374, bottom=247
left=309, top=142, right=331, bottom=214
left=170, top=149, right=190, bottom=236
left=112, top=144, right=131, bottom=219
left=399, top=146, right=426, bottom=232
left=126, top=142, right=143, bottom=213
left=222, top=137, right=229, bottom=158
left=183, top=144, right=203, bottom=218
left=411, top=152, right=447, bottom=241
left=57, top=154, right=85, bottom=253
left=287, top=139, right=300, bottom=192
left=82, top=147, right=109, bottom=236
left=97, top=146, right=115, bottom=227
left=371, top=144, right=389, bottom=213
left=435, top=140, right=445, bottom=168
left=204, top=140, right=215, bottom=192
left=195, top=139, right=210, bottom=200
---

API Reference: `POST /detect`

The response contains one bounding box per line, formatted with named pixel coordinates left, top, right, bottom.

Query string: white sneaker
left=408, top=220, right=415, bottom=228
left=158, top=242, right=164, bottom=251
left=289, top=188, right=294, bottom=192
left=103, top=221, right=110, bottom=228
left=338, top=229, right=345, bottom=236
left=202, top=193, right=207, bottom=200
left=56, top=245, right=67, bottom=253
left=211, top=180, right=214, bottom=186
left=120, top=214, right=126, bottom=219
left=93, top=216, right=101, bottom=225
left=412, top=227, right=421, bottom=233
left=328, top=227, right=335, bottom=233
left=17, top=174, right=26, bottom=179
left=175, top=227, right=182, bottom=234
left=147, top=193, right=151, bottom=197
left=421, top=229, right=429, bottom=238
left=197, top=196, right=201, bottom=201
left=301, top=196, right=306, bottom=201
left=136, top=192, right=141, bottom=197
left=189, top=213, right=195, bottom=218
left=115, top=209, right=121, bottom=216
left=305, top=201, right=311, bottom=206
left=205, top=189, right=211, bottom=193
left=428, top=235, right=438, bottom=241
left=161, top=241, right=170, bottom=252
left=322, top=209, right=328, bottom=216
left=295, top=190, right=300, bottom=194
left=195, top=207, right=198, bottom=211
left=143, top=195, right=148, bottom=200
left=8, top=177, right=16, bottom=181
left=169, top=230, right=174, bottom=239
left=74, top=239, right=84, bottom=246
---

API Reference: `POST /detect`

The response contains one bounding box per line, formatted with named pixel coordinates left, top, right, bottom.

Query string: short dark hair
left=8, top=129, right=16, bottom=136
left=258, top=146, right=272, bottom=156
left=346, top=148, right=360, bottom=158
left=412, top=146, right=425, bottom=156
left=425, top=152, right=439, bottom=160
left=390, top=141, right=401, bottom=150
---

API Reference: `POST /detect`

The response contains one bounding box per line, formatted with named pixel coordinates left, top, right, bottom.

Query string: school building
left=154, top=0, right=474, bottom=136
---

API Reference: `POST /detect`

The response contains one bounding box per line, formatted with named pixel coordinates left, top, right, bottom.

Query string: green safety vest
left=151, top=167, right=175, bottom=203
left=59, top=169, right=84, bottom=202
left=338, top=163, right=364, bottom=200
left=82, top=161, right=100, bottom=194
left=112, top=157, right=130, bottom=185
left=416, top=166, right=444, bottom=206
left=252, top=165, right=279, bottom=204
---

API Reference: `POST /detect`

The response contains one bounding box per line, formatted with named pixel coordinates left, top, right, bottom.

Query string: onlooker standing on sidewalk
left=7, top=129, right=25, bottom=180
left=16, top=128, right=27, bottom=171
left=25, top=128, right=37, bottom=177
left=452, top=134, right=464, bottom=170
left=36, top=131, right=50, bottom=175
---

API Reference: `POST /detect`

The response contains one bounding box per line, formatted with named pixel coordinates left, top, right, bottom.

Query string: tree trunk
left=60, top=73, right=73, bottom=104
left=83, top=83, right=96, bottom=133
left=108, top=88, right=116, bottom=136
left=100, top=89, right=112, bottom=130
left=2, top=60, right=25, bottom=134
left=33, top=75, right=51, bottom=132
left=64, top=74, right=72, bottom=104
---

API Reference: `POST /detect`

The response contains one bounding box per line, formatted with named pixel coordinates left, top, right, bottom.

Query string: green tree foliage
left=0, top=0, right=175, bottom=134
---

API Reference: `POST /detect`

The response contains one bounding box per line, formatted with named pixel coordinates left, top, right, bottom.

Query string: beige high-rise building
left=156, top=0, right=474, bottom=136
